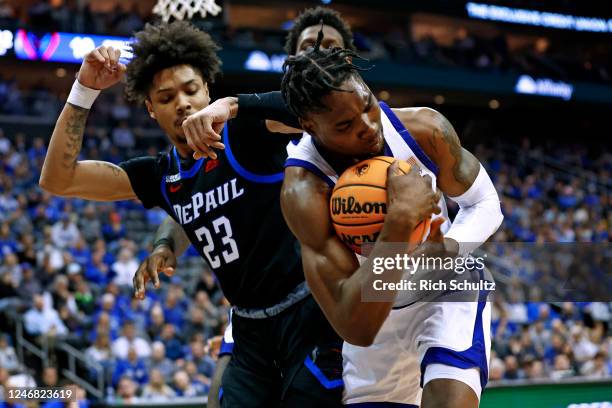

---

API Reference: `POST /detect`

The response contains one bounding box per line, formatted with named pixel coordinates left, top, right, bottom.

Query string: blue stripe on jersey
left=304, top=356, right=344, bottom=389
left=160, top=153, right=172, bottom=210
left=222, top=126, right=284, bottom=184
left=379, top=101, right=439, bottom=176
left=419, top=270, right=490, bottom=390
left=173, top=147, right=205, bottom=179
left=285, top=158, right=335, bottom=188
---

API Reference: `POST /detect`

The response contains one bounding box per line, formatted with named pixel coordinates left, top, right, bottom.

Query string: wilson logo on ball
left=331, top=197, right=387, bottom=216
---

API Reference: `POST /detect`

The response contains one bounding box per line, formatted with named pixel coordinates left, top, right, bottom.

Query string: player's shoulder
left=281, top=167, right=333, bottom=247
left=282, top=166, right=330, bottom=201
left=391, top=107, right=444, bottom=135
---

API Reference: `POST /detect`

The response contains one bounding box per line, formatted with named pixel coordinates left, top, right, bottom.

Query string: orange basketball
left=330, top=156, right=432, bottom=254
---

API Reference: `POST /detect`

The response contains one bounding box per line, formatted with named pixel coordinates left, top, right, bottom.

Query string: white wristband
left=67, top=80, right=101, bottom=109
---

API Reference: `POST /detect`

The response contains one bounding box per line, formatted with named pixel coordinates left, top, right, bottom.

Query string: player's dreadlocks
left=125, top=21, right=221, bottom=103
left=284, top=6, right=356, bottom=55
left=281, top=27, right=370, bottom=119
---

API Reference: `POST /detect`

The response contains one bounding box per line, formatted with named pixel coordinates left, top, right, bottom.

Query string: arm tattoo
left=62, top=103, right=89, bottom=169
left=95, top=161, right=122, bottom=177
left=433, top=115, right=476, bottom=189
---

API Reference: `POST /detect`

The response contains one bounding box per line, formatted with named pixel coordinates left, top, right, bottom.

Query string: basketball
left=330, top=156, right=432, bottom=254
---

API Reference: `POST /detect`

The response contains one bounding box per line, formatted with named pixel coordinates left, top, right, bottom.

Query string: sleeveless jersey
left=120, top=118, right=304, bottom=309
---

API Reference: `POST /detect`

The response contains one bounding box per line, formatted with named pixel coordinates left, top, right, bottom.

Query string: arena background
left=0, top=0, right=610, bottom=407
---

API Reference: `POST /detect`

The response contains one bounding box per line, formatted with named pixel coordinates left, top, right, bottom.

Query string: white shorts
left=342, top=296, right=491, bottom=406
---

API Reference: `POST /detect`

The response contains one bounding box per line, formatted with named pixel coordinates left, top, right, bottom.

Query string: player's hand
left=133, top=244, right=176, bottom=300
left=183, top=97, right=236, bottom=160
left=385, top=161, right=441, bottom=231
left=77, top=46, right=126, bottom=90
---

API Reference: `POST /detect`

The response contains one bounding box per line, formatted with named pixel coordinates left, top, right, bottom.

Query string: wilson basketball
left=330, top=156, right=431, bottom=254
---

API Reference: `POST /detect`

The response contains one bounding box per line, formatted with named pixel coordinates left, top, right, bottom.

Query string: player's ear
left=299, top=117, right=316, bottom=137
left=145, top=98, right=156, bottom=120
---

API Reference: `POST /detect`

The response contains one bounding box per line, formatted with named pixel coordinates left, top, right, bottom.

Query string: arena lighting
left=466, top=2, right=612, bottom=33
left=0, top=29, right=13, bottom=56
left=244, top=50, right=286, bottom=73
left=13, top=29, right=133, bottom=63
left=514, top=74, right=574, bottom=100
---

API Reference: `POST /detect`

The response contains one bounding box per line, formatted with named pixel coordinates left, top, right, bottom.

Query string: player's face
left=301, top=75, right=384, bottom=158
left=295, top=25, right=345, bottom=55
left=145, top=64, right=211, bottom=152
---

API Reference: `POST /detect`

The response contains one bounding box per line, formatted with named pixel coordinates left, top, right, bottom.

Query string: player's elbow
left=39, top=175, right=71, bottom=197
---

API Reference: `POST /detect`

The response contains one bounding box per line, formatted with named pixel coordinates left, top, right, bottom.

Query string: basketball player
left=38, top=20, right=349, bottom=407
left=131, top=8, right=355, bottom=407
left=183, top=43, right=503, bottom=406
left=276, top=46, right=504, bottom=407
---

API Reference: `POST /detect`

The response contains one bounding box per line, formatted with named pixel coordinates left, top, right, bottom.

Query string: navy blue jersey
left=120, top=118, right=303, bottom=309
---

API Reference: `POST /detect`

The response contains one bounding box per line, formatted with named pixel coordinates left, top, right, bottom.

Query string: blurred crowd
left=0, top=0, right=610, bottom=84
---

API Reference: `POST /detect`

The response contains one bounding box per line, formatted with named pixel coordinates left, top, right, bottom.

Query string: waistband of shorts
left=232, top=281, right=310, bottom=319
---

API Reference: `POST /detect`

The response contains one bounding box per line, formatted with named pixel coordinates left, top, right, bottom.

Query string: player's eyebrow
left=156, top=79, right=197, bottom=93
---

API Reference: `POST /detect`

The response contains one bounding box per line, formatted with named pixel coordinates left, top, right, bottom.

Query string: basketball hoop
left=153, top=0, right=222, bottom=22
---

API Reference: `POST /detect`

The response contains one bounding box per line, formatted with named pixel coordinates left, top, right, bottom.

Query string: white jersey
left=285, top=102, right=491, bottom=406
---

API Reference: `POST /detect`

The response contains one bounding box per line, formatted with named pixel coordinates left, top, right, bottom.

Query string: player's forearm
left=207, top=354, right=230, bottom=408
left=153, top=217, right=191, bottom=256
left=445, top=164, right=503, bottom=255
left=335, top=221, right=418, bottom=346
left=237, top=91, right=301, bottom=129
left=39, top=103, right=89, bottom=194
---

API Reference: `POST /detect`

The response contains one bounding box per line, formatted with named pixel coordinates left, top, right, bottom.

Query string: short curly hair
left=125, top=21, right=222, bottom=104
left=284, top=7, right=355, bottom=55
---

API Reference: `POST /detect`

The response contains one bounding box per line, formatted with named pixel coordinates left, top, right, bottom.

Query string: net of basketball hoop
left=153, top=0, right=222, bottom=22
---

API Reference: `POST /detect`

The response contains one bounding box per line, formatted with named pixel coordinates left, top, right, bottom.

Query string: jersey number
left=194, top=216, right=239, bottom=268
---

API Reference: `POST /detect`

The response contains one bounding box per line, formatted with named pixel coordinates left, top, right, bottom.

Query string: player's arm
left=133, top=216, right=190, bottom=299
left=181, top=92, right=301, bottom=159
left=39, top=46, right=135, bottom=201
left=401, top=108, right=503, bottom=256
left=281, top=164, right=441, bottom=347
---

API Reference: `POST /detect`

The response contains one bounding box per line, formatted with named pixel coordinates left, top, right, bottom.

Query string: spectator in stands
left=111, top=248, right=138, bottom=288
left=158, top=324, right=183, bottom=361
left=50, top=213, right=80, bottom=249
left=503, top=355, right=522, bottom=380
left=112, top=321, right=151, bottom=360
left=16, top=263, right=41, bottom=299
left=41, top=366, right=58, bottom=388
left=187, top=338, right=215, bottom=383
left=551, top=354, right=575, bottom=379
left=111, top=121, right=135, bottom=150
left=24, top=293, right=68, bottom=338
left=147, top=342, right=174, bottom=382
left=141, top=368, right=176, bottom=401
left=172, top=370, right=197, bottom=397
left=112, top=346, right=148, bottom=387
left=489, top=356, right=505, bottom=381
left=0, top=334, right=18, bottom=372
left=86, top=333, right=113, bottom=364
left=102, top=212, right=126, bottom=244
left=146, top=305, right=166, bottom=341
left=115, top=376, right=139, bottom=404
left=78, top=204, right=102, bottom=245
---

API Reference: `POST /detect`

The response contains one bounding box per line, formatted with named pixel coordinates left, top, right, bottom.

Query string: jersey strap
left=379, top=101, right=439, bottom=176
left=223, top=126, right=284, bottom=184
